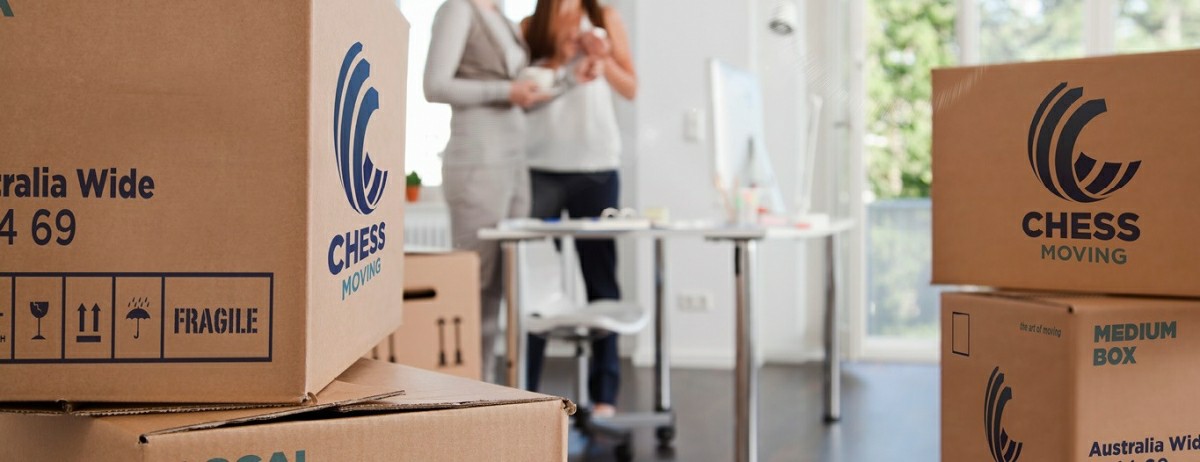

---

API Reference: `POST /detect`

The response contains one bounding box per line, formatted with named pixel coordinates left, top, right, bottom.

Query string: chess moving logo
left=0, top=0, right=13, bottom=17
left=1022, top=83, right=1143, bottom=264
left=328, top=42, right=389, bottom=300
left=334, top=42, right=389, bottom=216
left=985, top=367, right=1023, bottom=462
left=1027, top=82, right=1141, bottom=203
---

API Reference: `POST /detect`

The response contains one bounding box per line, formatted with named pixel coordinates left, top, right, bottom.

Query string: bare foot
left=592, top=403, right=616, bottom=418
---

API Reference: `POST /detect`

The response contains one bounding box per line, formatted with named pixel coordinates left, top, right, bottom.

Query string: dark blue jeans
left=526, top=169, right=621, bottom=406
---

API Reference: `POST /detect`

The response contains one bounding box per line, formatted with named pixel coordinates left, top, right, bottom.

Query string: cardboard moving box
left=373, top=251, right=483, bottom=380
left=942, top=291, right=1200, bottom=461
left=0, top=359, right=573, bottom=461
left=933, top=50, right=1200, bottom=297
left=0, top=1, right=408, bottom=402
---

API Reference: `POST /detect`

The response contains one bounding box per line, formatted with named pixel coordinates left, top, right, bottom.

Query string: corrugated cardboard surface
left=932, top=50, right=1200, bottom=297
left=0, top=0, right=406, bottom=403
left=376, top=251, right=482, bottom=380
left=0, top=359, right=572, bottom=461
left=942, top=292, right=1200, bottom=461
left=307, top=0, right=410, bottom=397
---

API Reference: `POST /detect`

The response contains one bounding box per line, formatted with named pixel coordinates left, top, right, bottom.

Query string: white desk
left=479, top=220, right=854, bottom=462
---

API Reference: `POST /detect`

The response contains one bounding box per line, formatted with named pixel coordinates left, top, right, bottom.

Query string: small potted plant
left=406, top=171, right=422, bottom=203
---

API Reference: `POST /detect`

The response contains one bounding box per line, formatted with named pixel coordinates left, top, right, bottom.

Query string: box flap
left=332, top=359, right=576, bottom=415
left=949, top=290, right=1188, bottom=314
left=0, top=402, right=70, bottom=416
left=945, top=291, right=1076, bottom=311
left=99, top=370, right=405, bottom=440
left=129, top=359, right=575, bottom=438
left=1, top=359, right=573, bottom=450
left=0, top=360, right=405, bottom=419
left=65, top=402, right=295, bottom=418
left=130, top=360, right=573, bottom=443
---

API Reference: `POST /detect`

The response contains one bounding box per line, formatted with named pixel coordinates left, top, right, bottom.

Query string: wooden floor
left=537, top=359, right=939, bottom=462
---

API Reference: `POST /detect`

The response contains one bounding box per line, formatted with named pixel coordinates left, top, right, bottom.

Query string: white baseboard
left=631, top=346, right=826, bottom=369
left=761, top=348, right=826, bottom=364
left=630, top=347, right=734, bottom=369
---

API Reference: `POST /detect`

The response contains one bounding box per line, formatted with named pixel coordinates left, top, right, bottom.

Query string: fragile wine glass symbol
left=30, top=301, right=49, bottom=340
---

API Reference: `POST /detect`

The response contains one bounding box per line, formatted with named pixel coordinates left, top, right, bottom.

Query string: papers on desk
left=500, top=217, right=652, bottom=232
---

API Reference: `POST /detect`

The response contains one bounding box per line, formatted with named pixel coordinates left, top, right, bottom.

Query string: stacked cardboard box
left=367, top=251, right=484, bottom=381
left=0, top=359, right=573, bottom=461
left=0, top=2, right=569, bottom=460
left=934, top=50, right=1200, bottom=461
left=0, top=0, right=408, bottom=404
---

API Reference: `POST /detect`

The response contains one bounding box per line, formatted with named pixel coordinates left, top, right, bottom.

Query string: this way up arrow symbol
left=92, top=304, right=101, bottom=332
left=77, top=304, right=87, bottom=332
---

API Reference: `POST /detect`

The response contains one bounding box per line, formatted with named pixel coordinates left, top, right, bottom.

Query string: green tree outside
left=1117, top=0, right=1200, bottom=52
left=864, top=0, right=956, bottom=200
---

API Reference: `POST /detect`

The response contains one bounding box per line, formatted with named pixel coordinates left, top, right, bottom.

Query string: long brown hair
left=525, top=0, right=606, bottom=63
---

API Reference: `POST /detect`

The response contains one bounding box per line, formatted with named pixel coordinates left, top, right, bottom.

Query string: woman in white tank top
left=521, top=0, right=637, bottom=418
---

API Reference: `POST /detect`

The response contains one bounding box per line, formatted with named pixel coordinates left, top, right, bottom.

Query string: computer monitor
left=708, top=59, right=787, bottom=222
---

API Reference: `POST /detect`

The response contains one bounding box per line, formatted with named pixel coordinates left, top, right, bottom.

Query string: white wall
left=625, top=0, right=754, bottom=368
left=622, top=0, right=836, bottom=369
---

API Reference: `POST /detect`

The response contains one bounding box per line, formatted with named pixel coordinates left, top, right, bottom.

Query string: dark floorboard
left=535, top=359, right=939, bottom=462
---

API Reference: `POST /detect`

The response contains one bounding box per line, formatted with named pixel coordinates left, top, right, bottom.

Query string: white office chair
left=523, top=236, right=649, bottom=461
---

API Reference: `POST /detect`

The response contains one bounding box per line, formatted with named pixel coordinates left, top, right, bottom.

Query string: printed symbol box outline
left=1, top=272, right=273, bottom=364
left=952, top=311, right=970, bottom=357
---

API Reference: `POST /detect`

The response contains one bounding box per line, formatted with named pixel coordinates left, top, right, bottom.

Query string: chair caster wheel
left=656, top=425, right=675, bottom=447
left=615, top=442, right=634, bottom=461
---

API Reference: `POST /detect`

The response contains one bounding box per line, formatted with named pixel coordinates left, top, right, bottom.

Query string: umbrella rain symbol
left=125, top=297, right=152, bottom=339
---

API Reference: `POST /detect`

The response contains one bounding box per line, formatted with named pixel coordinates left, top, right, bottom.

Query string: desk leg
left=734, top=239, right=758, bottom=462
left=503, top=240, right=527, bottom=390
left=654, top=237, right=672, bottom=414
left=824, top=234, right=841, bottom=422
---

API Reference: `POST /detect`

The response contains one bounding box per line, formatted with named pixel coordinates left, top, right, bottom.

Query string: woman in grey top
left=424, top=0, right=548, bottom=383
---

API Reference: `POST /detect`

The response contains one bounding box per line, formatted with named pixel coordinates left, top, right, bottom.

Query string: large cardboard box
left=942, top=291, right=1200, bottom=461
left=374, top=251, right=483, bottom=381
left=933, top=50, right=1200, bottom=297
left=0, top=359, right=573, bottom=461
left=0, top=1, right=408, bottom=402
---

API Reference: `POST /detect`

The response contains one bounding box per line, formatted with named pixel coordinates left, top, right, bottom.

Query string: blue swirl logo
left=334, top=42, right=388, bottom=215
left=1028, top=82, right=1141, bottom=203
left=984, top=367, right=1023, bottom=462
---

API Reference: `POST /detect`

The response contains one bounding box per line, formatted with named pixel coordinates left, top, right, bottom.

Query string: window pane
left=865, top=0, right=956, bottom=200
left=503, top=0, right=538, bottom=22
left=863, top=0, right=955, bottom=342
left=1117, top=0, right=1200, bottom=53
left=400, top=1, right=452, bottom=186
left=979, top=0, right=1083, bottom=63
left=866, top=200, right=944, bottom=339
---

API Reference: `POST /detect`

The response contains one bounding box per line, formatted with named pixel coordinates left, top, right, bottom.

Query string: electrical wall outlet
left=677, top=292, right=713, bottom=313
left=684, top=108, right=706, bottom=143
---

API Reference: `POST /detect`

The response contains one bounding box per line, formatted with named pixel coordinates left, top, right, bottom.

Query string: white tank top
left=526, top=17, right=622, bottom=172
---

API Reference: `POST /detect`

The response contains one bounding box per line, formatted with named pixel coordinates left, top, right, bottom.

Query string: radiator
left=404, top=204, right=453, bottom=250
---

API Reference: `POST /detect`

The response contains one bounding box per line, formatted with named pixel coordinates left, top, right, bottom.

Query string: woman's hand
left=509, top=80, right=550, bottom=108
left=573, top=56, right=605, bottom=84
left=580, top=30, right=611, bottom=60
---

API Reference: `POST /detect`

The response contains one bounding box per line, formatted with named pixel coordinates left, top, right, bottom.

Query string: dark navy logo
left=984, top=367, right=1023, bottom=462
left=334, top=42, right=388, bottom=215
left=1028, top=82, right=1141, bottom=203
left=0, top=0, right=14, bottom=17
